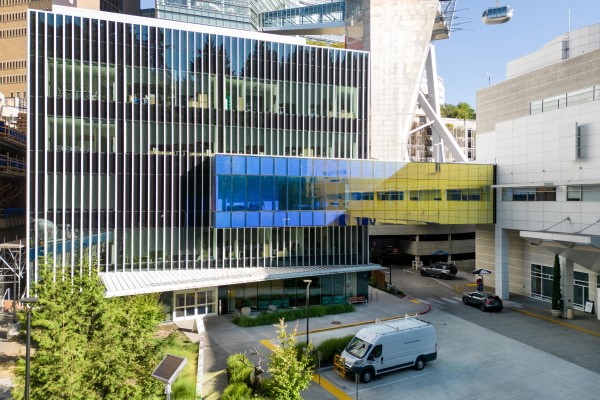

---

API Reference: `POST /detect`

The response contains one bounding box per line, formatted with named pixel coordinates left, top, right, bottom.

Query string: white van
left=339, top=317, right=437, bottom=383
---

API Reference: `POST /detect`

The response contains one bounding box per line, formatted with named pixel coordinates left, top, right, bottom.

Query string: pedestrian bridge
left=259, top=0, right=457, bottom=40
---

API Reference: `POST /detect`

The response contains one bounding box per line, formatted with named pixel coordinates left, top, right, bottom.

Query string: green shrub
left=316, top=335, right=355, bottom=363
left=294, top=334, right=355, bottom=365
left=232, top=303, right=355, bottom=327
left=221, top=382, right=253, bottom=400
left=226, top=353, right=253, bottom=385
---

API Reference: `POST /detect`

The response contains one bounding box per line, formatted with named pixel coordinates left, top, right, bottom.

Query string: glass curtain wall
left=28, top=9, right=369, bottom=281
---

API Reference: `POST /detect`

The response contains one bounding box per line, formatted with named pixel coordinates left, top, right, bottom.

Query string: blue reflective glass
left=325, top=159, right=338, bottom=176
left=314, top=159, right=325, bottom=176
left=247, top=176, right=261, bottom=209
left=274, top=176, right=286, bottom=210
left=374, top=162, right=385, bottom=178
left=216, top=155, right=232, bottom=175
left=326, top=211, right=340, bottom=226
left=300, top=211, right=313, bottom=226
left=232, top=156, right=246, bottom=175
left=260, top=176, right=275, bottom=210
left=274, top=211, right=288, bottom=226
left=288, top=158, right=300, bottom=176
left=247, top=156, right=260, bottom=175
left=261, top=212, right=274, bottom=226
left=362, top=161, right=373, bottom=178
left=385, top=162, right=397, bottom=178
left=274, top=158, right=287, bottom=176
left=261, top=157, right=274, bottom=175
left=287, top=211, right=300, bottom=226
left=300, top=159, right=313, bottom=176
left=231, top=212, right=245, bottom=228
left=313, top=211, right=325, bottom=226
left=338, top=160, right=349, bottom=177
left=230, top=176, right=246, bottom=210
left=215, top=176, right=232, bottom=211
left=351, top=161, right=361, bottom=177
left=215, top=212, right=231, bottom=228
left=246, top=212, right=260, bottom=227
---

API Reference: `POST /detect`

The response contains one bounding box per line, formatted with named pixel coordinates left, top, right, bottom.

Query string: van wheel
left=414, top=356, right=426, bottom=371
left=480, top=304, right=487, bottom=312
left=360, top=369, right=373, bottom=383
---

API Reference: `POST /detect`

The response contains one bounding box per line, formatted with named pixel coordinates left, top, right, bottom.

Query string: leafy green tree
left=265, top=319, right=315, bottom=400
left=13, top=256, right=164, bottom=400
left=441, top=102, right=476, bottom=120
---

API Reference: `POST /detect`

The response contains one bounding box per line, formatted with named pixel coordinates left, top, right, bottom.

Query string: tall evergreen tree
left=13, top=257, right=165, bottom=400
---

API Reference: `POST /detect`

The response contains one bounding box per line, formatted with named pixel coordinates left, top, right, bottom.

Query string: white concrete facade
left=476, top=25, right=600, bottom=317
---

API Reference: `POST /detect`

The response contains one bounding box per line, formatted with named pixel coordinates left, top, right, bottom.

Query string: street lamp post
left=21, top=297, right=39, bottom=400
left=303, top=279, right=312, bottom=347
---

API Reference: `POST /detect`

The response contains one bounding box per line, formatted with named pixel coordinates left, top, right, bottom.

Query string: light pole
left=21, top=297, right=38, bottom=400
left=303, top=279, right=312, bottom=347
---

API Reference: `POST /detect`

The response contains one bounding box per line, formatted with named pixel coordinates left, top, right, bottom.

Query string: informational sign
left=584, top=300, right=594, bottom=314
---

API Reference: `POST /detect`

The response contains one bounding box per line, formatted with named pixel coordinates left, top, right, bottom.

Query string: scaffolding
left=0, top=239, right=26, bottom=322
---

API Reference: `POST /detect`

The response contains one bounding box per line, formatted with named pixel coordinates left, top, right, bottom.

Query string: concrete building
left=25, top=5, right=493, bottom=321
left=476, top=24, right=600, bottom=318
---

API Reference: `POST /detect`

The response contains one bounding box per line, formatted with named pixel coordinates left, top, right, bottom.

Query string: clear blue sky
left=435, top=0, right=600, bottom=107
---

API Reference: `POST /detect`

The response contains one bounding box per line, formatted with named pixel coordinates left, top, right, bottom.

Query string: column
left=560, top=256, right=574, bottom=314
left=495, top=226, right=509, bottom=299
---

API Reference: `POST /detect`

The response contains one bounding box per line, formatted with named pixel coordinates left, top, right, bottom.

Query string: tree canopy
left=13, top=257, right=166, bottom=400
left=441, top=102, right=476, bottom=120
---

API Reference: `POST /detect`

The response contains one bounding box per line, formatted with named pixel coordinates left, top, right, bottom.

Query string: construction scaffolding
left=0, top=239, right=26, bottom=322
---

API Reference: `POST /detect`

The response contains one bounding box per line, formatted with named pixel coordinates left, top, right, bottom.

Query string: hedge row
left=232, top=303, right=355, bottom=327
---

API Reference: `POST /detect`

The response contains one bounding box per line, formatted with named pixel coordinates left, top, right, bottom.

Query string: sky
left=434, top=0, right=600, bottom=107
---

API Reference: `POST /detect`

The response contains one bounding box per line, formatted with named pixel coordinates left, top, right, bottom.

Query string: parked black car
left=462, top=292, right=503, bottom=312
left=419, top=262, right=457, bottom=280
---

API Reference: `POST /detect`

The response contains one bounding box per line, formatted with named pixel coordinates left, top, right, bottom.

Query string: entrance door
left=173, top=288, right=217, bottom=321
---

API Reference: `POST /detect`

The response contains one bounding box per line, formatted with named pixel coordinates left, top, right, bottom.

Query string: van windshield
left=345, top=337, right=372, bottom=358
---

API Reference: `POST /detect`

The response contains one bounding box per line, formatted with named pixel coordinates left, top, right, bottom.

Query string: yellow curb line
left=508, top=307, right=600, bottom=337
left=311, top=373, right=353, bottom=400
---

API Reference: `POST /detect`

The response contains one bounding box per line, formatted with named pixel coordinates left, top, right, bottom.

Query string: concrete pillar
left=560, top=256, right=574, bottom=313
left=495, top=226, right=510, bottom=299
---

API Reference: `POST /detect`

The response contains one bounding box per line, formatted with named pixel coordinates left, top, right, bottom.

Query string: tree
left=551, top=254, right=563, bottom=311
left=441, top=102, right=476, bottom=120
left=265, top=319, right=315, bottom=400
left=13, top=256, right=165, bottom=400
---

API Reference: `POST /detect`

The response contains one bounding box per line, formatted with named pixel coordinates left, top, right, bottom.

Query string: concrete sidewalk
left=197, top=288, right=431, bottom=399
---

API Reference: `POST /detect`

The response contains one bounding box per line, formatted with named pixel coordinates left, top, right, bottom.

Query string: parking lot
left=312, top=310, right=600, bottom=400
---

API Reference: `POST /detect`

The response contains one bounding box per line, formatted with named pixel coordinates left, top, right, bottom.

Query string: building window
left=567, top=185, right=600, bottom=201
left=502, top=187, right=556, bottom=201
left=531, top=264, right=553, bottom=301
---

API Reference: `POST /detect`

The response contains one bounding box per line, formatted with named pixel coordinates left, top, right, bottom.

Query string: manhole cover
left=331, top=321, right=341, bottom=325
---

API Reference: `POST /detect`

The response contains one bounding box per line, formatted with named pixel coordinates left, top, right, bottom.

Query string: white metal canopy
left=100, top=264, right=385, bottom=297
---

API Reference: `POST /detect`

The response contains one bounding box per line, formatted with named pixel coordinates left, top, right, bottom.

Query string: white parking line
left=346, top=371, right=433, bottom=394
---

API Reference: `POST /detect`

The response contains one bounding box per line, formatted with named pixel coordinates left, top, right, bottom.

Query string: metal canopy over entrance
left=100, top=264, right=384, bottom=297
left=520, top=231, right=600, bottom=274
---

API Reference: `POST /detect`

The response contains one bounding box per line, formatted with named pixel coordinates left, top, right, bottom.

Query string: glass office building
left=27, top=7, right=493, bottom=320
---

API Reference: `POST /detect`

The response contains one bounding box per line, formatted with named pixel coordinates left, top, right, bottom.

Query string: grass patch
left=160, top=330, right=199, bottom=399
